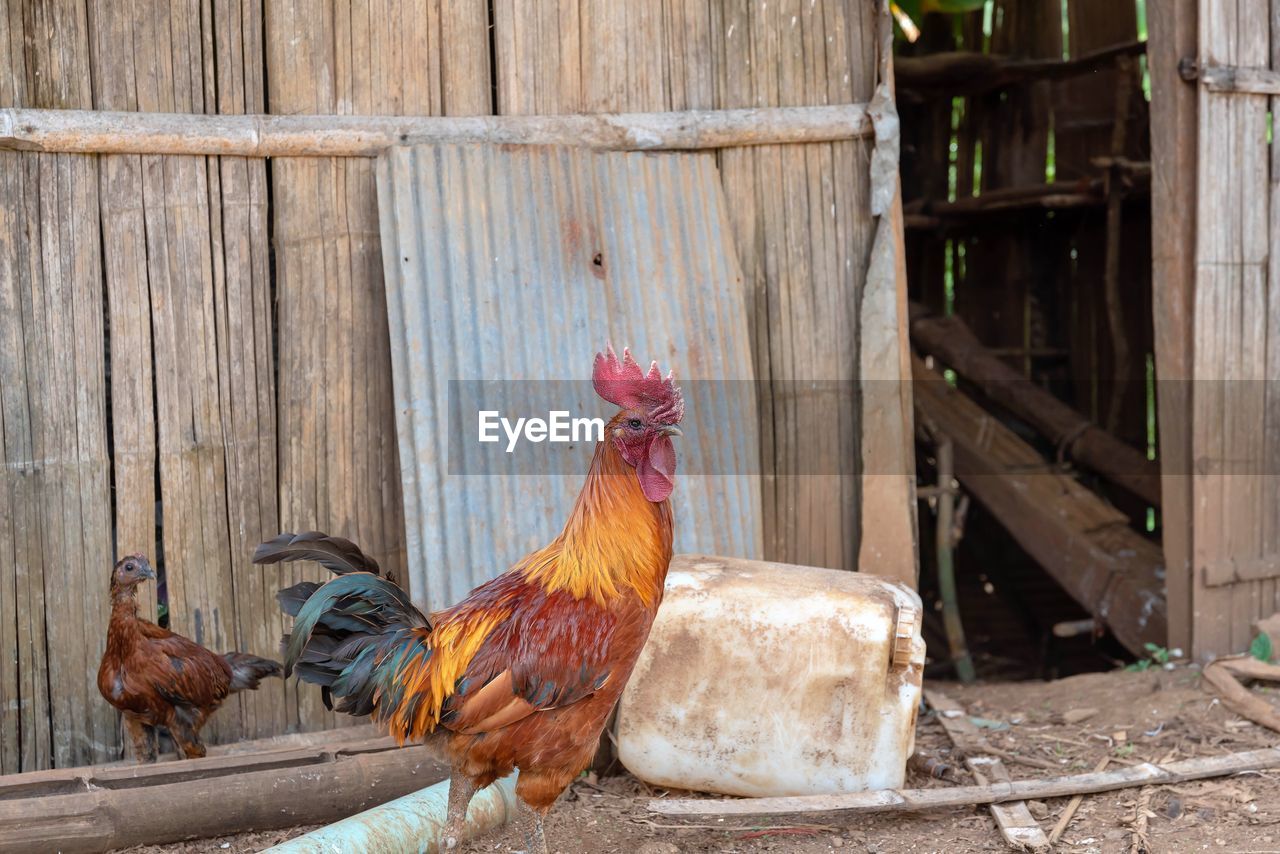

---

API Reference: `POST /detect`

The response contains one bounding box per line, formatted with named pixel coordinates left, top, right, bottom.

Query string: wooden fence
left=0, top=0, right=912, bottom=773
left=1150, top=0, right=1280, bottom=659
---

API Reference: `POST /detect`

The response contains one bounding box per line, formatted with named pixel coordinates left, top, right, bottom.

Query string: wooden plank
left=0, top=104, right=876, bottom=155
left=1148, top=0, right=1197, bottom=652
left=926, top=689, right=1050, bottom=851
left=265, top=0, right=489, bottom=731
left=913, top=356, right=1166, bottom=654
left=1190, top=0, right=1277, bottom=659
left=968, top=758, right=1050, bottom=851
left=858, top=2, right=918, bottom=585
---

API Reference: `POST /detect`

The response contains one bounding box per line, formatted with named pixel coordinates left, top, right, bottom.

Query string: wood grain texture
left=1188, top=0, right=1278, bottom=659
left=492, top=1, right=913, bottom=579
left=0, top=105, right=875, bottom=156
left=0, top=0, right=115, bottom=773
left=1148, top=0, right=1197, bottom=654
left=265, top=0, right=490, bottom=730
left=86, top=0, right=283, bottom=748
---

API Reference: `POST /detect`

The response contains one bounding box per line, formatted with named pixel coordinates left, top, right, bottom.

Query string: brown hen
left=97, top=554, right=281, bottom=761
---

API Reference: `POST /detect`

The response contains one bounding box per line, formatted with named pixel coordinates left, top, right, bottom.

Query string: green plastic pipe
left=265, top=772, right=519, bottom=854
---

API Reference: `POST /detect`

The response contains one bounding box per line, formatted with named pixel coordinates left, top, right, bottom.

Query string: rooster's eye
left=627, top=418, right=643, bottom=430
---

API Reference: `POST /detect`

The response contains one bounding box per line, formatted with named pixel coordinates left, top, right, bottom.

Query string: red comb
left=592, top=344, right=685, bottom=424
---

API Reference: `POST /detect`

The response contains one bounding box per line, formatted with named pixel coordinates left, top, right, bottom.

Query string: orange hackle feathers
left=522, top=412, right=674, bottom=607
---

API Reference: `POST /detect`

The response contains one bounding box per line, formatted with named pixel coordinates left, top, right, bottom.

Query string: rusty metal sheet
left=376, top=144, right=762, bottom=610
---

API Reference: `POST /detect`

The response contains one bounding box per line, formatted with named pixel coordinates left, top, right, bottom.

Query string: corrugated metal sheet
left=376, top=144, right=763, bottom=610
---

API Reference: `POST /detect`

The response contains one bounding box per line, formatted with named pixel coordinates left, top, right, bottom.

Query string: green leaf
left=1251, top=632, right=1274, bottom=663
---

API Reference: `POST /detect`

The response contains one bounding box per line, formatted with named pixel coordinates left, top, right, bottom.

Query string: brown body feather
left=98, top=556, right=281, bottom=761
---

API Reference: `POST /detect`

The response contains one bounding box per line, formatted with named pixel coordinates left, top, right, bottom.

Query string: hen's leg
left=124, top=716, right=157, bottom=763
left=169, top=715, right=207, bottom=759
left=441, top=768, right=478, bottom=850
left=514, top=797, right=549, bottom=854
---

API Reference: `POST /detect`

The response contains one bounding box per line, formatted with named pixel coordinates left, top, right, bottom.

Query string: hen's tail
left=253, top=531, right=432, bottom=720
left=223, top=653, right=283, bottom=692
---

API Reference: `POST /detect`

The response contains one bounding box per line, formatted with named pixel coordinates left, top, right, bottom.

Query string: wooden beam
left=650, top=747, right=1280, bottom=816
left=0, top=727, right=395, bottom=801
left=0, top=741, right=446, bottom=853
left=0, top=105, right=872, bottom=158
left=904, top=171, right=1151, bottom=224
left=897, top=40, right=1147, bottom=100
left=912, top=356, right=1166, bottom=655
left=1147, top=0, right=1196, bottom=656
left=910, top=306, right=1162, bottom=506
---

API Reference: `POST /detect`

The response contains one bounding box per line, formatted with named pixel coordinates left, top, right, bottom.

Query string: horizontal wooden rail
left=0, top=104, right=872, bottom=158
left=898, top=39, right=1146, bottom=99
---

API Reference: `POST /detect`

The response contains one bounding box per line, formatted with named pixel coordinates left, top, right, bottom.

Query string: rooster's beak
left=140, top=563, right=156, bottom=581
left=660, top=425, right=683, bottom=438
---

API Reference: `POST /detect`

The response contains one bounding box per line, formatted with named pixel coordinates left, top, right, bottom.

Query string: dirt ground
left=121, top=665, right=1280, bottom=853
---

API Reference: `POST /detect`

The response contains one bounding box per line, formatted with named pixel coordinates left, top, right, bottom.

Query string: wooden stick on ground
left=1202, top=655, right=1280, bottom=732
left=1128, top=786, right=1155, bottom=853
left=1048, top=756, right=1109, bottom=844
left=649, top=748, right=1280, bottom=816
left=926, top=690, right=1050, bottom=851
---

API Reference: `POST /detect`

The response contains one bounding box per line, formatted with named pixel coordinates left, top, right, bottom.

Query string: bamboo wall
left=0, top=0, right=908, bottom=772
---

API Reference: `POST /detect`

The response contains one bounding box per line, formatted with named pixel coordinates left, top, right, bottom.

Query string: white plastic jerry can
left=616, top=554, right=926, bottom=798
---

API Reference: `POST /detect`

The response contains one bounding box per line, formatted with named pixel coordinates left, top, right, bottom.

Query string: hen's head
left=593, top=344, right=685, bottom=503
left=111, top=553, right=156, bottom=592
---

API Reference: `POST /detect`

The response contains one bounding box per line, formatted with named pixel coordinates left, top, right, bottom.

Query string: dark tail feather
left=253, top=531, right=382, bottom=577
left=277, top=581, right=321, bottom=618
left=223, top=653, right=283, bottom=692
left=257, top=531, right=430, bottom=720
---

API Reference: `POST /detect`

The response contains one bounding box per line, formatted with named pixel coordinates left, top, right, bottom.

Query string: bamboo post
left=0, top=105, right=873, bottom=158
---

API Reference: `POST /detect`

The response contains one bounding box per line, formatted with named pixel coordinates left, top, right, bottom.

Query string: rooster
left=98, top=554, right=282, bottom=761
left=253, top=345, right=683, bottom=853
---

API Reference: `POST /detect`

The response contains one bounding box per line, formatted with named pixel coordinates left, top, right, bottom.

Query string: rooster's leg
left=124, top=716, right=157, bottom=763
left=441, top=768, right=477, bottom=850
left=514, top=797, right=549, bottom=854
